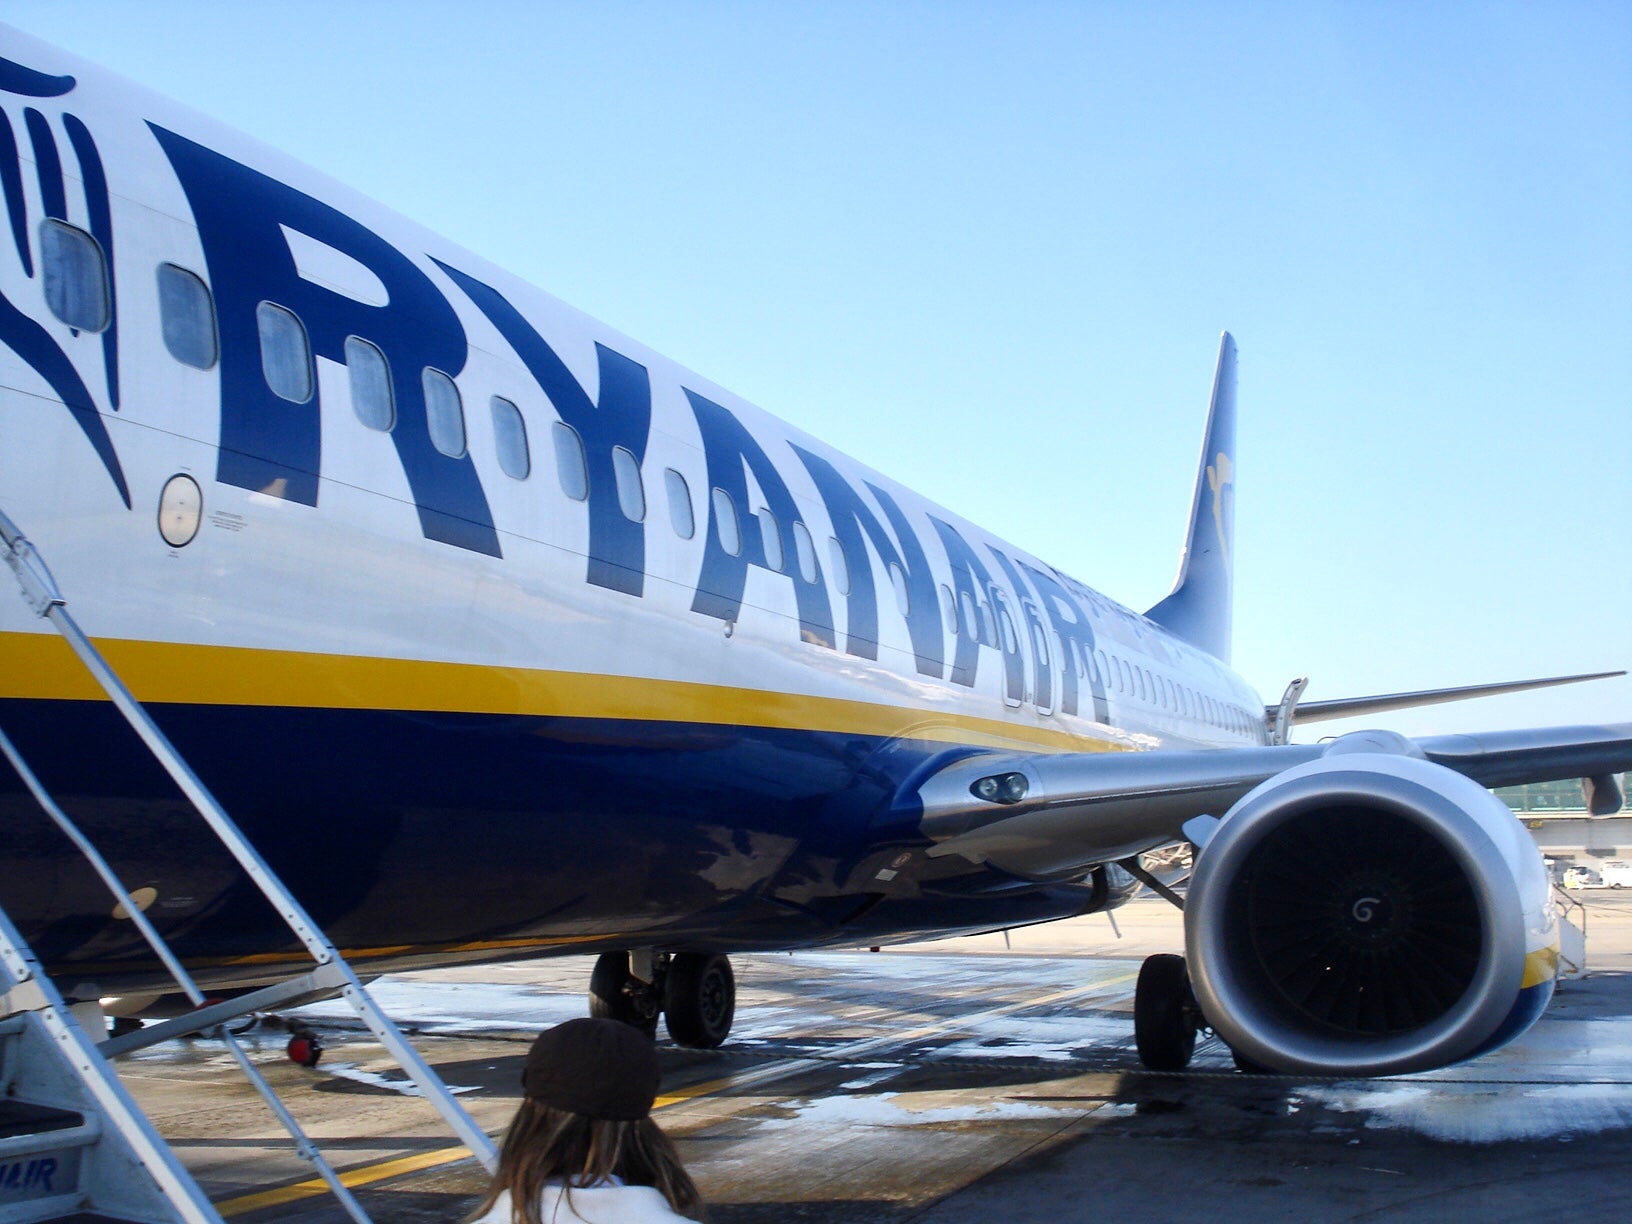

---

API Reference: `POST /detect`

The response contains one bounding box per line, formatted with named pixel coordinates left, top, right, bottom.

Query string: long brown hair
left=469, top=1099, right=703, bottom=1224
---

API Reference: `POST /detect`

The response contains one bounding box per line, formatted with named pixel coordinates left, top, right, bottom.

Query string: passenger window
left=940, top=585, right=958, bottom=635
left=42, top=220, right=109, bottom=332
left=552, top=422, right=589, bottom=501
left=758, top=509, right=784, bottom=571
left=613, top=446, right=645, bottom=522
left=491, top=397, right=529, bottom=479
left=423, top=368, right=466, bottom=457
left=712, top=488, right=741, bottom=556
left=827, top=537, right=851, bottom=596
left=996, top=600, right=1019, bottom=654
left=888, top=564, right=910, bottom=617
left=665, top=468, right=695, bottom=539
left=257, top=302, right=312, bottom=402
left=157, top=263, right=217, bottom=369
left=344, top=336, right=394, bottom=431
left=792, top=521, right=818, bottom=584
left=978, top=602, right=996, bottom=647
left=958, top=591, right=977, bottom=638
left=1031, top=622, right=1050, bottom=666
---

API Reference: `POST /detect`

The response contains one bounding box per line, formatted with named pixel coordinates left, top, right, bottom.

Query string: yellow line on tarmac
left=216, top=1147, right=475, bottom=1215
left=216, top=968, right=1138, bottom=1216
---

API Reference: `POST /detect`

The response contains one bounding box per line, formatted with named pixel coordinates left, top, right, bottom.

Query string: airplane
left=1, top=22, right=1628, bottom=1079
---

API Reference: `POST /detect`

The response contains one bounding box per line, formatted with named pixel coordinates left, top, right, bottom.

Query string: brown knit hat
left=520, top=1018, right=662, bottom=1121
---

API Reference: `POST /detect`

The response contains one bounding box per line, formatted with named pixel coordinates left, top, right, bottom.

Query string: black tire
left=664, top=953, right=736, bottom=1049
left=1134, top=953, right=1198, bottom=1071
left=589, top=952, right=659, bottom=1037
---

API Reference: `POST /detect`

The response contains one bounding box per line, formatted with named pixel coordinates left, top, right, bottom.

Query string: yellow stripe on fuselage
left=0, top=630, right=1126, bottom=755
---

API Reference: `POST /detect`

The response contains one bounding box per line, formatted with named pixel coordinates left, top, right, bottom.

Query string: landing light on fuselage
left=970, top=772, right=1029, bottom=805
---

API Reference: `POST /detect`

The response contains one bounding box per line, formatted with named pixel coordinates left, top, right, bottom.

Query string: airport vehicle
left=1602, top=863, right=1632, bottom=889
left=1563, top=866, right=1599, bottom=889
left=1, top=25, right=1629, bottom=1081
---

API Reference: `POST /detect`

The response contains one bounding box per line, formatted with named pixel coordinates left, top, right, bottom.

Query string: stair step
left=0, top=1103, right=83, bottom=1140
left=0, top=1102, right=97, bottom=1169
left=0, top=1101, right=94, bottom=1211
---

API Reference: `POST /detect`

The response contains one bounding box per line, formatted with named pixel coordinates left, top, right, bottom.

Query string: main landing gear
left=1133, top=953, right=1268, bottom=1073
left=589, top=950, right=737, bottom=1049
left=1133, top=953, right=1203, bottom=1070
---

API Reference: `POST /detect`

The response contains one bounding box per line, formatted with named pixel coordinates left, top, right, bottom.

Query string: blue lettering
left=687, top=394, right=835, bottom=646
left=3, top=1156, right=58, bottom=1192
left=151, top=127, right=500, bottom=556
left=1018, top=560, right=1108, bottom=720
left=988, top=548, right=1051, bottom=709
left=436, top=261, right=653, bottom=593
left=793, top=445, right=941, bottom=675
left=927, top=516, right=998, bottom=690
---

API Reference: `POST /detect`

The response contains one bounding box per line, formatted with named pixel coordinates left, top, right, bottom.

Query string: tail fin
left=1145, top=332, right=1237, bottom=662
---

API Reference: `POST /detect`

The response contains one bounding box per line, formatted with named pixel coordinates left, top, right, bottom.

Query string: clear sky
left=10, top=2, right=1630, bottom=741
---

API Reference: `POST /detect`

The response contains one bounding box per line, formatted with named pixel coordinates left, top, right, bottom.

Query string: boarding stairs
left=0, top=509, right=498, bottom=1223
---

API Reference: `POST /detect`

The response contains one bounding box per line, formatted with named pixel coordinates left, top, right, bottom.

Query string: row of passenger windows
left=40, top=220, right=1263, bottom=737
left=923, top=583, right=1256, bottom=733
left=39, top=218, right=867, bottom=587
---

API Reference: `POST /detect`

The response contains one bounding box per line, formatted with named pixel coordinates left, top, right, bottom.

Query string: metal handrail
left=0, top=724, right=375, bottom=1223
left=0, top=906, right=221, bottom=1224
left=0, top=508, right=498, bottom=1217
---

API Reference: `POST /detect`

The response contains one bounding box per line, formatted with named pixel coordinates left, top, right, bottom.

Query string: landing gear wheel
left=663, top=953, right=735, bottom=1049
left=589, top=952, right=660, bottom=1037
left=287, top=1033, right=323, bottom=1067
left=1134, top=953, right=1199, bottom=1071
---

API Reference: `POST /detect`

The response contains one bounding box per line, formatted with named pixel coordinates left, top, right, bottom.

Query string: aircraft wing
left=1285, top=670, right=1626, bottom=726
left=906, top=722, right=1632, bottom=880
left=1418, top=723, right=1632, bottom=792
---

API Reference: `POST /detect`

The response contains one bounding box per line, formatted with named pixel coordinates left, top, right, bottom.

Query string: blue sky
left=10, top=2, right=1630, bottom=739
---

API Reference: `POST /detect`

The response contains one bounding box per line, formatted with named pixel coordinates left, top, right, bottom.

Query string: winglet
left=1146, top=332, right=1237, bottom=662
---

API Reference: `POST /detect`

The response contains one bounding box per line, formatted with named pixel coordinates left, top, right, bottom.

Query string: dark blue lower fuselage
left=0, top=697, right=1112, bottom=991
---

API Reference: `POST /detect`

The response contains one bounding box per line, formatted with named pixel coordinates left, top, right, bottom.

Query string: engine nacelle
left=1186, top=750, right=1557, bottom=1077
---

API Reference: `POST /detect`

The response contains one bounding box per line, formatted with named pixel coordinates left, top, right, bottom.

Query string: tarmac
left=109, top=889, right=1632, bottom=1222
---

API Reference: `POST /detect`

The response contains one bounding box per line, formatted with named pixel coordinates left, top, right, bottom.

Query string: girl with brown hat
left=469, top=1017, right=703, bottom=1224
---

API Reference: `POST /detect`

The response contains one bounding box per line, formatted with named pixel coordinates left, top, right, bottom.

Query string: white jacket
left=472, top=1183, right=695, bottom=1224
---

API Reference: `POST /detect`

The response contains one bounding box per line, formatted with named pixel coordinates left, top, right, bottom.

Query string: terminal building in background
left=1499, top=774, right=1632, bottom=885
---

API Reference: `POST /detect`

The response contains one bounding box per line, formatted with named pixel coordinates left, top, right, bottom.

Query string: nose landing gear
left=588, top=950, right=737, bottom=1049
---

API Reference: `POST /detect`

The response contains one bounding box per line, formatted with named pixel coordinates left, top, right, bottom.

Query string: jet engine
left=1184, top=745, right=1557, bottom=1077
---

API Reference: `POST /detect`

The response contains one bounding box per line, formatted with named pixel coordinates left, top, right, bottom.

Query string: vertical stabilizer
left=1145, top=332, right=1237, bottom=662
